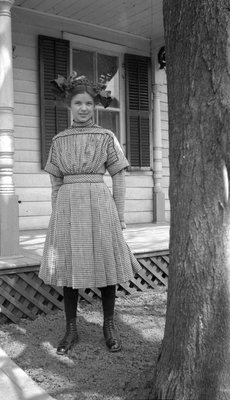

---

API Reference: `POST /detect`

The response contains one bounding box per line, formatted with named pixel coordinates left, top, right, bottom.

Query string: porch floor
left=19, top=222, right=170, bottom=260
left=0, top=223, right=169, bottom=400
left=0, top=222, right=170, bottom=272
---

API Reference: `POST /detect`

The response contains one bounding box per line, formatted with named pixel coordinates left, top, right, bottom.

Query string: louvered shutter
left=125, top=54, right=150, bottom=167
left=39, top=35, right=70, bottom=168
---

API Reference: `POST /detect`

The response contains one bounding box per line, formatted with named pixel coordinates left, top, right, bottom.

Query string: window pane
left=72, top=49, right=94, bottom=81
left=98, top=54, right=119, bottom=108
left=98, top=110, right=120, bottom=141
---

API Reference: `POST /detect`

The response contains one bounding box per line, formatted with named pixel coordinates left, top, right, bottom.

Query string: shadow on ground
left=0, top=289, right=167, bottom=400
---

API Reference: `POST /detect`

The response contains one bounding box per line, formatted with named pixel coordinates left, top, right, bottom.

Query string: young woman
left=39, top=72, right=141, bottom=355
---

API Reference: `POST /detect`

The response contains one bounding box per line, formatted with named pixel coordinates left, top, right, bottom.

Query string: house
left=0, top=0, right=169, bottom=257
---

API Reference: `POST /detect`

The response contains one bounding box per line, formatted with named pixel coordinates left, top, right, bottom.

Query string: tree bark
left=150, top=1, right=230, bottom=399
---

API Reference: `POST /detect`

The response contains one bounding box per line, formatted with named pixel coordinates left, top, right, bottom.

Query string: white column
left=0, top=0, right=19, bottom=256
left=151, top=45, right=165, bottom=222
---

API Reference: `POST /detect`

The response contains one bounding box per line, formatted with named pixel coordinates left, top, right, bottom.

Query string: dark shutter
left=39, top=35, right=70, bottom=168
left=125, top=54, right=150, bottom=167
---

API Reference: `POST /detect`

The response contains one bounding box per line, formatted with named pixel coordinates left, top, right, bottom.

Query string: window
left=39, top=35, right=151, bottom=169
left=72, top=49, right=120, bottom=141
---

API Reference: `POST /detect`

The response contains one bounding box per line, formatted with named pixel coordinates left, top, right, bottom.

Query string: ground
left=0, top=289, right=167, bottom=400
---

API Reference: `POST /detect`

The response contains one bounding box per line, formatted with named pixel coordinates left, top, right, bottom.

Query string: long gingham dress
left=39, top=119, right=141, bottom=289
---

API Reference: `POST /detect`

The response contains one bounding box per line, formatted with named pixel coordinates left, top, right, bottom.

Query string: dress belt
left=63, top=174, right=104, bottom=184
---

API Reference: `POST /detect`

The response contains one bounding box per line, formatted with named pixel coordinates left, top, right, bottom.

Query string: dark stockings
left=63, top=286, right=79, bottom=321
left=62, top=285, right=115, bottom=321
left=100, top=285, right=116, bottom=320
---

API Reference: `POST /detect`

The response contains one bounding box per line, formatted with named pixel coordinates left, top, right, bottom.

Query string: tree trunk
left=150, top=1, right=230, bottom=399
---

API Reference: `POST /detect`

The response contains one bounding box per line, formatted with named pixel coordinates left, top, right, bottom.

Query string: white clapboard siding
left=14, top=68, right=37, bottom=82
left=14, top=126, right=40, bottom=140
left=160, top=101, right=168, bottom=112
left=126, top=187, right=153, bottom=200
left=16, top=187, right=51, bottom=202
left=19, top=202, right=51, bottom=217
left=14, top=92, right=39, bottom=106
left=14, top=115, right=39, bottom=128
left=15, top=103, right=39, bottom=117
left=161, top=120, right=168, bottom=132
left=19, top=216, right=50, bottom=231
left=125, top=173, right=153, bottom=188
left=14, top=150, right=40, bottom=163
left=15, top=138, right=40, bottom=151
left=161, top=110, right=168, bottom=122
left=14, top=43, right=37, bottom=59
left=13, top=56, right=37, bottom=71
left=126, top=199, right=153, bottom=212
left=162, top=156, right=169, bottom=168
left=160, top=91, right=168, bottom=103
left=162, top=147, right=169, bottom=160
left=124, top=174, right=154, bottom=224
left=162, top=173, right=169, bottom=186
left=14, top=174, right=50, bottom=187
left=125, top=211, right=153, bottom=224
left=162, top=167, right=170, bottom=180
left=162, top=135, right=169, bottom=148
left=14, top=162, right=42, bottom=174
left=14, top=79, right=37, bottom=93
left=12, top=29, right=36, bottom=47
left=162, top=129, right=169, bottom=141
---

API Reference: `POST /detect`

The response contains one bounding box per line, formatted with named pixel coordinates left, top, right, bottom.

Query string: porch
left=19, top=223, right=169, bottom=259
left=0, top=223, right=170, bottom=324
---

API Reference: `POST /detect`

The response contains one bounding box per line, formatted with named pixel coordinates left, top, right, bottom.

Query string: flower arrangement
left=50, top=71, right=112, bottom=108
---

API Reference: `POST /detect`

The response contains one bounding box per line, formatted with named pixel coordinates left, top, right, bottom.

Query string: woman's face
left=70, top=92, right=94, bottom=123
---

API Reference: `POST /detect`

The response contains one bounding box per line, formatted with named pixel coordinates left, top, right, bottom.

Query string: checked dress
left=39, top=119, right=141, bottom=289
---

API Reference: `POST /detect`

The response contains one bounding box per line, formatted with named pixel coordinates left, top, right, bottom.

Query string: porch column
left=0, top=0, right=19, bottom=256
left=151, top=46, right=165, bottom=222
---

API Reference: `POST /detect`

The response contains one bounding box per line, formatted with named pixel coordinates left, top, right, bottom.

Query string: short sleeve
left=106, top=134, right=129, bottom=176
left=44, top=140, right=63, bottom=177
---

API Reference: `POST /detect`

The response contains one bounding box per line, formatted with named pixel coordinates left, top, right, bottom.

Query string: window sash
left=72, top=48, right=121, bottom=138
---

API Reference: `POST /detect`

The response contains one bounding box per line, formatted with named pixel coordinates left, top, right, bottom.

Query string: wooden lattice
left=0, top=250, right=169, bottom=324
left=117, top=250, right=169, bottom=296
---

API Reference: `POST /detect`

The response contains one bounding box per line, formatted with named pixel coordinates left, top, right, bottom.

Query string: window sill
left=126, top=167, right=153, bottom=175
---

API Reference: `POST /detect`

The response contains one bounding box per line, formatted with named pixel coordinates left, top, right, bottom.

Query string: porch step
left=0, top=347, right=55, bottom=400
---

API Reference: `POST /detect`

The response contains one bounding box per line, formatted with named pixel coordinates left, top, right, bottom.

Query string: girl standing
left=39, top=73, right=141, bottom=355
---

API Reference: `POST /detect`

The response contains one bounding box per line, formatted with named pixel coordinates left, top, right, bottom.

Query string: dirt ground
left=0, top=289, right=167, bottom=400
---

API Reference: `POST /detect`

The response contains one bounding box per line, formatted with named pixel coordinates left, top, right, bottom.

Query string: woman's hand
left=120, top=221, right=126, bottom=230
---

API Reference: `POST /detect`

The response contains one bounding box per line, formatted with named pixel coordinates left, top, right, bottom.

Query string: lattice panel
left=0, top=251, right=169, bottom=324
left=0, top=271, right=63, bottom=324
left=117, top=251, right=169, bottom=296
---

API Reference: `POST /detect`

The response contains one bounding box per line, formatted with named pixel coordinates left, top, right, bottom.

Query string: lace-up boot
left=56, top=318, right=78, bottom=355
left=103, top=317, right=121, bottom=352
